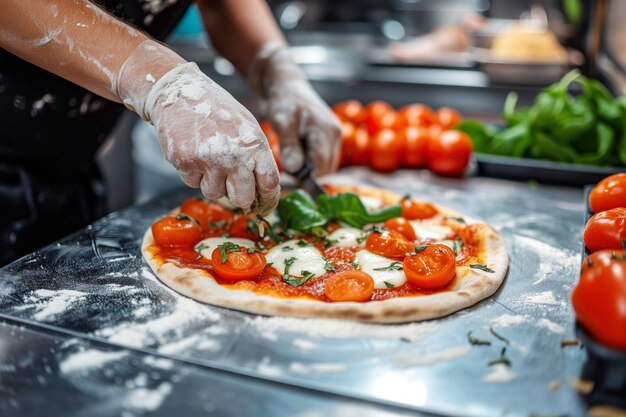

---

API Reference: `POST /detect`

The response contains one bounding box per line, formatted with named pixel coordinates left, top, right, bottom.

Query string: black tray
left=475, top=154, right=624, bottom=187
left=582, top=184, right=594, bottom=259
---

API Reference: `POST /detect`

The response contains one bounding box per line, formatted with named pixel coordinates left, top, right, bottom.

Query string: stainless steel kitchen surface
left=0, top=169, right=589, bottom=417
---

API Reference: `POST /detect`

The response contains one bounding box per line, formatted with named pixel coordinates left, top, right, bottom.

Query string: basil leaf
left=277, top=190, right=328, bottom=232
left=384, top=281, right=395, bottom=288
left=316, top=193, right=401, bottom=228
left=470, top=264, right=495, bottom=273
left=373, top=262, right=403, bottom=271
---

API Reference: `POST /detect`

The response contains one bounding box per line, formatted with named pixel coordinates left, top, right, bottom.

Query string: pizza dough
left=142, top=185, right=508, bottom=323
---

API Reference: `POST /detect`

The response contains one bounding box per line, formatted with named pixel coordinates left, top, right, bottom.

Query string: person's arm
left=196, top=0, right=341, bottom=176
left=0, top=0, right=280, bottom=214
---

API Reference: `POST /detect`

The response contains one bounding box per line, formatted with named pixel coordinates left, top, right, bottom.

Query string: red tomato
left=180, top=198, right=233, bottom=230
left=403, top=244, right=456, bottom=289
left=401, top=198, right=438, bottom=220
left=427, top=130, right=473, bottom=176
left=339, top=121, right=356, bottom=167
left=573, top=250, right=626, bottom=350
left=151, top=214, right=202, bottom=247
left=399, top=126, right=429, bottom=168
left=428, top=124, right=443, bottom=140
left=211, top=246, right=266, bottom=282
left=583, top=208, right=626, bottom=252
left=589, top=173, right=626, bottom=213
left=229, top=215, right=260, bottom=240
left=365, top=101, right=394, bottom=135
left=369, top=129, right=403, bottom=172
left=384, top=217, right=417, bottom=241
left=346, top=126, right=370, bottom=166
left=398, top=104, right=434, bottom=127
left=365, top=229, right=414, bottom=259
left=325, top=270, right=375, bottom=302
left=333, top=100, right=366, bottom=125
left=436, top=107, right=462, bottom=130
left=260, top=121, right=282, bottom=172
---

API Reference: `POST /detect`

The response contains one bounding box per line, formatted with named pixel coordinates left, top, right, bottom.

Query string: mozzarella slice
left=195, top=237, right=255, bottom=259
left=355, top=250, right=406, bottom=289
left=360, top=196, right=383, bottom=212
left=266, top=240, right=327, bottom=278
left=409, top=220, right=454, bottom=241
left=327, top=227, right=365, bottom=248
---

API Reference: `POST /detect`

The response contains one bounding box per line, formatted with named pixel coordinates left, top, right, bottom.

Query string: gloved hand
left=248, top=42, right=341, bottom=176
left=117, top=40, right=280, bottom=215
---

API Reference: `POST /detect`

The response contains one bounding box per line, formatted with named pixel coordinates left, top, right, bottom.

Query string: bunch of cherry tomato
left=574, top=173, right=626, bottom=350
left=260, top=101, right=473, bottom=177
left=333, top=100, right=473, bottom=176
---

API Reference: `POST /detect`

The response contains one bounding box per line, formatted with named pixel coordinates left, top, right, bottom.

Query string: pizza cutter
left=291, top=159, right=326, bottom=198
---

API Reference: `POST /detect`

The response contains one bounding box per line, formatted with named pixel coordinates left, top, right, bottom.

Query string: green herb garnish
left=452, top=239, right=464, bottom=255
left=489, top=327, right=511, bottom=345
left=194, top=243, right=210, bottom=260
left=296, top=240, right=311, bottom=247
left=283, top=257, right=297, bottom=277
left=217, top=241, right=240, bottom=264
left=488, top=347, right=511, bottom=367
left=470, top=264, right=495, bottom=273
left=467, top=331, right=491, bottom=346
left=373, top=262, right=403, bottom=271
left=446, top=216, right=466, bottom=224
left=413, top=245, right=428, bottom=254
left=282, top=246, right=294, bottom=252
left=324, top=260, right=336, bottom=271
left=284, top=271, right=315, bottom=287
left=175, top=213, right=199, bottom=224
left=384, top=281, right=395, bottom=288
left=247, top=247, right=255, bottom=254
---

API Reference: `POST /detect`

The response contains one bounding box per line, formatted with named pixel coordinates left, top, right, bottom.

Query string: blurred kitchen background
left=98, top=0, right=625, bottom=212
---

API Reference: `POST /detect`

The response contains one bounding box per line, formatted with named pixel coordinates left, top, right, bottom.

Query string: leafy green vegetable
left=276, top=191, right=401, bottom=232
left=277, top=190, right=328, bottom=232
left=456, top=70, right=626, bottom=168
left=316, top=193, right=401, bottom=228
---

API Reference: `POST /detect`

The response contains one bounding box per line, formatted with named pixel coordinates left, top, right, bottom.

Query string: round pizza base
left=142, top=185, right=508, bottom=323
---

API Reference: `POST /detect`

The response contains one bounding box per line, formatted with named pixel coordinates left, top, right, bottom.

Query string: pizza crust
left=142, top=185, right=508, bottom=323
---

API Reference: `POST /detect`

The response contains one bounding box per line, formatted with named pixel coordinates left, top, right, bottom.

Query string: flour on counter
left=289, top=362, right=347, bottom=375
left=123, top=382, right=173, bottom=412
left=292, top=339, right=318, bottom=352
left=23, top=289, right=87, bottom=320
left=521, top=291, right=559, bottom=305
left=482, top=364, right=516, bottom=383
left=59, top=349, right=128, bottom=374
left=143, top=356, right=174, bottom=370
left=249, top=316, right=437, bottom=342
left=257, top=356, right=282, bottom=377
left=492, top=314, right=565, bottom=334
left=394, top=345, right=471, bottom=366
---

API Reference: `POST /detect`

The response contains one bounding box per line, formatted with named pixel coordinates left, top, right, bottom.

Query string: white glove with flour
left=248, top=42, right=341, bottom=175
left=117, top=40, right=280, bottom=215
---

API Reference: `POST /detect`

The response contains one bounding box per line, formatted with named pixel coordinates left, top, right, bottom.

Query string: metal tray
left=476, top=153, right=624, bottom=187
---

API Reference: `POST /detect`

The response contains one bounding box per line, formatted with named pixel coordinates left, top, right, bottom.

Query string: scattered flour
left=482, top=364, right=516, bottom=383
left=249, top=316, right=437, bottom=342
left=146, top=73, right=156, bottom=83
left=24, top=289, right=87, bottom=320
left=143, top=356, right=175, bottom=370
left=124, top=382, right=172, bottom=412
left=289, top=362, right=347, bottom=375
left=394, top=345, right=471, bottom=366
left=292, top=339, right=318, bottom=352
left=59, top=349, right=128, bottom=374
left=257, top=356, right=282, bottom=377
left=522, top=291, right=559, bottom=305
left=492, top=314, right=565, bottom=334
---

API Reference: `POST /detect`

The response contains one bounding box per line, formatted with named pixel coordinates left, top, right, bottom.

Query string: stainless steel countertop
left=0, top=168, right=589, bottom=416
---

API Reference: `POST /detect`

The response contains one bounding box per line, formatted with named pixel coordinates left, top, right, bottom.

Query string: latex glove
left=117, top=40, right=280, bottom=215
left=248, top=42, right=341, bottom=175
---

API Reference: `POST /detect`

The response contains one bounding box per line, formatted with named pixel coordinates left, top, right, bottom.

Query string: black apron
left=0, top=0, right=191, bottom=265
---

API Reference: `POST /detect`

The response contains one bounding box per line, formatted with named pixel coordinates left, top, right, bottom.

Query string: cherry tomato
left=399, top=126, right=429, bottom=168
left=260, top=120, right=282, bottom=172
left=573, top=249, right=626, bottom=350
left=589, top=173, right=626, bottom=213
left=180, top=198, right=233, bottom=230
left=428, top=124, right=443, bottom=140
left=403, top=244, right=456, bottom=289
left=398, top=104, right=434, bottom=127
left=346, top=126, right=370, bottom=166
left=211, top=246, right=267, bottom=282
left=325, top=270, right=375, bottom=302
left=384, top=217, right=417, bottom=241
left=152, top=214, right=202, bottom=247
left=229, top=215, right=260, bottom=240
left=401, top=198, right=438, bottom=220
left=369, top=129, right=403, bottom=172
left=427, top=130, right=473, bottom=176
left=436, top=107, right=462, bottom=130
left=333, top=100, right=366, bottom=125
left=339, top=121, right=356, bottom=167
left=365, top=101, right=394, bottom=135
left=583, top=208, right=626, bottom=252
left=365, top=229, right=414, bottom=259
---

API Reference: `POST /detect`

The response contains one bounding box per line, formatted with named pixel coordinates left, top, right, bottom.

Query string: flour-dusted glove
left=248, top=42, right=341, bottom=176
left=117, top=40, right=280, bottom=215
